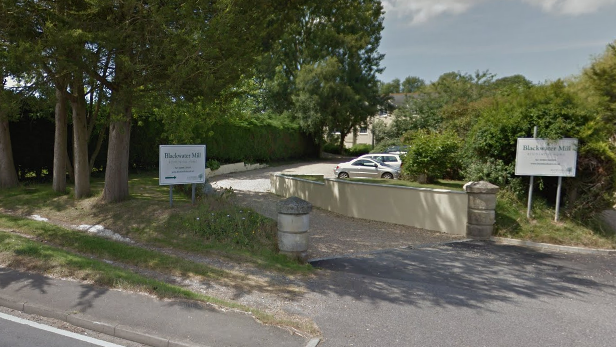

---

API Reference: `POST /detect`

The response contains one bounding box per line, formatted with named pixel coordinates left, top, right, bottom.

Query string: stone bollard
left=277, top=196, right=312, bottom=261
left=464, top=181, right=500, bottom=239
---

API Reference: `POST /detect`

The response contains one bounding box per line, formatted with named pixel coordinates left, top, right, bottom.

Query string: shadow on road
left=0, top=267, right=53, bottom=295
left=309, top=240, right=616, bottom=310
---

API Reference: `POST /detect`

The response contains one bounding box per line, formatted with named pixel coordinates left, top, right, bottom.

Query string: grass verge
left=280, top=173, right=465, bottom=190
left=0, top=173, right=317, bottom=333
left=347, top=178, right=465, bottom=191
left=495, top=190, right=616, bottom=249
left=0, top=214, right=227, bottom=280
left=0, top=174, right=312, bottom=274
left=0, top=230, right=319, bottom=335
left=280, top=175, right=326, bottom=182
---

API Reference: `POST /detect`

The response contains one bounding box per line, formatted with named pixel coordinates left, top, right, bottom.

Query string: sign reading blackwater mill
left=159, top=145, right=206, bottom=185
left=515, top=138, right=578, bottom=177
left=515, top=137, right=578, bottom=222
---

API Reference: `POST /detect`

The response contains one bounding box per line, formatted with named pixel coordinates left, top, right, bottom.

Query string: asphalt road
left=308, top=240, right=616, bottom=347
left=210, top=160, right=616, bottom=346
left=0, top=312, right=124, bottom=347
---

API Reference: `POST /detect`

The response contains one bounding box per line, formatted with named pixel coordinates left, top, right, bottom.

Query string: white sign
left=515, top=138, right=578, bottom=177
left=159, top=145, right=206, bottom=185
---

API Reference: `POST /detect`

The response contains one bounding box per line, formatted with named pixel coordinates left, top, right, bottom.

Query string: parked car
left=357, top=153, right=403, bottom=170
left=334, top=158, right=400, bottom=179
left=385, top=145, right=409, bottom=155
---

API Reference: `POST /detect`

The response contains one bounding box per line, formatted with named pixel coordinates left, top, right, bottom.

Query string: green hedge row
left=129, top=116, right=319, bottom=169
left=203, top=118, right=319, bottom=163
left=9, top=115, right=318, bottom=177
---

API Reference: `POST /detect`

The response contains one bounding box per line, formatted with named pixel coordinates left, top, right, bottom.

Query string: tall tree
left=401, top=76, right=425, bottom=93
left=293, top=58, right=360, bottom=149
left=52, top=81, right=69, bottom=192
left=262, top=0, right=384, bottom=149
left=0, top=30, right=21, bottom=188
left=584, top=41, right=616, bottom=125
left=82, top=0, right=304, bottom=202
left=0, top=70, right=19, bottom=189
left=1, top=0, right=94, bottom=196
left=380, top=78, right=401, bottom=95
left=3, top=0, right=306, bottom=200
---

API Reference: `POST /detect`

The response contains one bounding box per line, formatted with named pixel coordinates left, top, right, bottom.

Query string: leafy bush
left=204, top=118, right=319, bottom=163
left=322, top=142, right=342, bottom=154
left=371, top=138, right=403, bottom=153
left=166, top=202, right=277, bottom=251
left=462, top=158, right=513, bottom=187
left=464, top=82, right=616, bottom=217
left=206, top=159, right=221, bottom=171
left=346, top=144, right=372, bottom=156
left=401, top=130, right=461, bottom=183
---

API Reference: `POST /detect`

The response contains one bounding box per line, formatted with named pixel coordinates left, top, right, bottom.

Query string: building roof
left=389, top=93, right=418, bottom=107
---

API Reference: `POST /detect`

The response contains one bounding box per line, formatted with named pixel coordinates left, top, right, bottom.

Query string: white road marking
left=0, top=312, right=125, bottom=347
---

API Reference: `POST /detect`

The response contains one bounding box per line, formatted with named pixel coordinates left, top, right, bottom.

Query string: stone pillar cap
left=277, top=196, right=312, bottom=214
left=464, top=181, right=500, bottom=194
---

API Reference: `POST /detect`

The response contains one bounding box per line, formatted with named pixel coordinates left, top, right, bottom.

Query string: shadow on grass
left=495, top=210, right=523, bottom=236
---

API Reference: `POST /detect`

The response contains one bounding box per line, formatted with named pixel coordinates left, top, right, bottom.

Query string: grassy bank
left=0, top=173, right=311, bottom=272
left=0, top=173, right=317, bottom=334
left=0, top=229, right=318, bottom=334
left=495, top=190, right=616, bottom=249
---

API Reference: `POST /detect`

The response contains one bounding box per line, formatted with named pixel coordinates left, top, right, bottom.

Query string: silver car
left=357, top=154, right=403, bottom=170
left=334, top=158, right=400, bottom=179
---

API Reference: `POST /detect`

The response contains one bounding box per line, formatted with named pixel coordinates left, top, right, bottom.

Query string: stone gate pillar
left=464, top=181, right=500, bottom=239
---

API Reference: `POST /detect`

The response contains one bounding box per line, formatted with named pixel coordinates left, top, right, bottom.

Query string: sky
left=378, top=0, right=616, bottom=84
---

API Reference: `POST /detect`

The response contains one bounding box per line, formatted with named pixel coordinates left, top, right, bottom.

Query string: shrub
left=401, top=130, right=461, bottom=183
left=464, top=82, right=616, bottom=218
left=322, top=142, right=342, bottom=154
left=371, top=138, right=402, bottom=153
left=206, top=159, right=221, bottom=171
left=204, top=117, right=319, bottom=163
left=462, top=158, right=513, bottom=187
left=346, top=144, right=372, bottom=156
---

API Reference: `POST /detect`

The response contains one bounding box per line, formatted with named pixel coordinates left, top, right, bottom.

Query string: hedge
left=203, top=118, right=319, bottom=163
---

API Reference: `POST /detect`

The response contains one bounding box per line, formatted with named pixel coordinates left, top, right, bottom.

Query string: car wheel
left=381, top=172, right=394, bottom=179
left=338, top=172, right=349, bottom=179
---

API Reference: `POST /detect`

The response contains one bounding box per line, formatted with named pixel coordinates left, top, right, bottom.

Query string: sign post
left=526, top=126, right=537, bottom=219
left=159, top=145, right=206, bottom=207
left=515, top=136, right=578, bottom=221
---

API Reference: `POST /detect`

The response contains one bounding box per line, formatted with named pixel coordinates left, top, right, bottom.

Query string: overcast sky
left=378, top=0, right=616, bottom=84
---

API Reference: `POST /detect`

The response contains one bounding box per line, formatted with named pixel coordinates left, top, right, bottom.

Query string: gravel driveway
left=209, top=159, right=463, bottom=260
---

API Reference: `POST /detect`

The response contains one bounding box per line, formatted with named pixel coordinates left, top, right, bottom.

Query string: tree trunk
left=53, top=86, right=68, bottom=192
left=0, top=117, right=19, bottom=189
left=66, top=150, right=74, bottom=182
left=338, top=134, right=345, bottom=153
left=89, top=127, right=106, bottom=173
left=70, top=77, right=91, bottom=199
left=417, top=173, right=428, bottom=184
left=102, top=105, right=131, bottom=203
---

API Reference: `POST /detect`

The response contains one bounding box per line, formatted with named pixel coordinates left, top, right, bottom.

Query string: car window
left=352, top=159, right=371, bottom=166
left=383, top=156, right=397, bottom=163
left=361, top=159, right=377, bottom=166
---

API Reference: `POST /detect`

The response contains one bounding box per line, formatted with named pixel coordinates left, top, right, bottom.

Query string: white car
left=385, top=145, right=409, bottom=155
left=334, top=158, right=400, bottom=179
left=357, top=154, right=403, bottom=170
